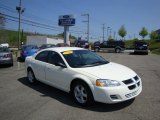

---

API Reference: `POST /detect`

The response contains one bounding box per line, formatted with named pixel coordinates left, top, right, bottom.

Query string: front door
left=45, top=51, right=73, bottom=92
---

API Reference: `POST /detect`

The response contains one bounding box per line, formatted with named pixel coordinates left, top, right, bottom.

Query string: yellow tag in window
left=63, top=51, right=73, bottom=55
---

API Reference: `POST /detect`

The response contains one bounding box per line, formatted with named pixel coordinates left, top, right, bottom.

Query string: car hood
left=76, top=62, right=136, bottom=81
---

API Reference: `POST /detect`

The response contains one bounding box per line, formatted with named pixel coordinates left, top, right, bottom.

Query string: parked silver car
left=0, top=47, right=13, bottom=66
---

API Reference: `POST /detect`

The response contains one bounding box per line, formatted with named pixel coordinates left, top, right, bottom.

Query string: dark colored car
left=75, top=40, right=89, bottom=49
left=134, top=41, right=148, bottom=55
left=20, top=45, right=39, bottom=60
left=93, top=41, right=125, bottom=53
left=39, top=44, right=56, bottom=49
left=0, top=47, right=13, bottom=66
left=56, top=43, right=69, bottom=47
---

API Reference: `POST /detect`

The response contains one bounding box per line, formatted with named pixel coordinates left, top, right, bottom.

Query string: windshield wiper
left=74, top=63, right=93, bottom=67
left=90, top=61, right=108, bottom=65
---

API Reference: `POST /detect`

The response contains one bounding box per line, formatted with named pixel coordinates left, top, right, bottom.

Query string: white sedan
left=25, top=47, right=142, bottom=106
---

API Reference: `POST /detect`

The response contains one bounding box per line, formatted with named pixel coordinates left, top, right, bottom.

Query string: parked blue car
left=20, top=45, right=39, bottom=60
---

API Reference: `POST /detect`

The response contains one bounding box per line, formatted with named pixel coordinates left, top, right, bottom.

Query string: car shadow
left=129, top=52, right=148, bottom=55
left=17, top=57, right=25, bottom=62
left=0, top=64, right=13, bottom=68
left=18, top=77, right=135, bottom=112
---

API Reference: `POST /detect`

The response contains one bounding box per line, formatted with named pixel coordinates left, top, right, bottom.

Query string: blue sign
left=58, top=15, right=76, bottom=26
left=58, top=18, right=75, bottom=26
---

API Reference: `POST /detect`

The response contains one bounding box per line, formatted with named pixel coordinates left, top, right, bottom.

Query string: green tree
left=150, top=31, right=158, bottom=40
left=0, top=14, right=7, bottom=43
left=118, top=25, right=127, bottom=40
left=108, top=35, right=113, bottom=41
left=139, top=27, right=148, bottom=39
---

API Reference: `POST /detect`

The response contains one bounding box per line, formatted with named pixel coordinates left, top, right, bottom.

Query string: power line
left=0, top=6, right=17, bottom=13
left=5, top=17, right=61, bottom=32
left=0, top=3, right=100, bottom=38
left=1, top=13, right=86, bottom=34
left=0, top=3, right=97, bottom=37
left=5, top=17, right=63, bottom=32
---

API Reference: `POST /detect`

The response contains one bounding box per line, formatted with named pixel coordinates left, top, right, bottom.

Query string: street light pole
left=82, top=14, right=89, bottom=42
left=16, top=0, right=25, bottom=49
left=16, top=0, right=21, bottom=49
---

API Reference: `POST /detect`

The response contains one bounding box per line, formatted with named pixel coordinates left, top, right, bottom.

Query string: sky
left=0, top=0, right=160, bottom=41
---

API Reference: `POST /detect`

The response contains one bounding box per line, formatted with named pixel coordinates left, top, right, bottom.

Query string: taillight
left=21, top=51, right=27, bottom=55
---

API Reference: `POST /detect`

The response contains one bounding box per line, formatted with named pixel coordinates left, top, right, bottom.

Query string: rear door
left=101, top=41, right=107, bottom=50
left=33, top=51, right=49, bottom=81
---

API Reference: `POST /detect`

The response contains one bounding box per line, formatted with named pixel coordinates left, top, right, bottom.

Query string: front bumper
left=91, top=80, right=142, bottom=104
left=134, top=50, right=148, bottom=53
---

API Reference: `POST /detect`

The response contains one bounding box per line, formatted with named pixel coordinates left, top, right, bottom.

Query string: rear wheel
left=94, top=48, right=100, bottom=52
left=71, top=81, right=94, bottom=106
left=115, top=48, right=121, bottom=53
left=27, top=69, right=36, bottom=84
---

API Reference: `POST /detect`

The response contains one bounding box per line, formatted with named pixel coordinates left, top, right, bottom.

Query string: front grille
left=134, top=75, right=139, bottom=81
left=128, top=85, right=136, bottom=90
left=137, top=82, right=140, bottom=86
left=123, top=75, right=140, bottom=90
left=123, top=79, right=133, bottom=85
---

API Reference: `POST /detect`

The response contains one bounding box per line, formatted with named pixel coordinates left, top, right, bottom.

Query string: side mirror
left=55, top=62, right=66, bottom=68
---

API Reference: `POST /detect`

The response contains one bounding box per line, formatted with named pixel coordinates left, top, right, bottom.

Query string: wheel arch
left=70, top=77, right=94, bottom=93
left=27, top=66, right=33, bottom=72
left=115, top=46, right=122, bottom=50
left=70, top=78, right=95, bottom=101
left=94, top=46, right=100, bottom=50
left=115, top=46, right=122, bottom=53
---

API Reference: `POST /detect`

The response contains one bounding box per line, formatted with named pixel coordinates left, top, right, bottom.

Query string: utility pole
left=82, top=14, right=89, bottom=41
left=113, top=31, right=116, bottom=40
left=102, top=24, right=105, bottom=42
left=16, top=0, right=25, bottom=49
left=107, top=27, right=110, bottom=40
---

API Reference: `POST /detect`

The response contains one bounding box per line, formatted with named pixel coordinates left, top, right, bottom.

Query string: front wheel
left=71, top=81, right=94, bottom=106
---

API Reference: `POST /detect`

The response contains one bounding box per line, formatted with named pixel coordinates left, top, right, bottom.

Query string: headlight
left=96, top=79, right=121, bottom=87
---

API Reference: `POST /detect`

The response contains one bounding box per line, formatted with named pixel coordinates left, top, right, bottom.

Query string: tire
left=115, top=48, right=121, bottom=53
left=10, top=63, right=13, bottom=67
left=27, top=69, right=37, bottom=84
left=94, top=48, right=100, bottom=52
left=71, top=81, right=94, bottom=106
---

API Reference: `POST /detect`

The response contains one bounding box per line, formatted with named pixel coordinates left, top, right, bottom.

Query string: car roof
left=43, top=47, right=85, bottom=53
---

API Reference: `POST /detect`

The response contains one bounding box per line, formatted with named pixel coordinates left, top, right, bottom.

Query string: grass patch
left=151, top=48, right=160, bottom=55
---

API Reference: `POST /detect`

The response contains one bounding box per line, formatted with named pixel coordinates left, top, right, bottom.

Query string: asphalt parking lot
left=0, top=52, right=160, bottom=120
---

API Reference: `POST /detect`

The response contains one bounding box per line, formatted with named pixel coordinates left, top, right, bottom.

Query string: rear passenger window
left=35, top=51, right=49, bottom=62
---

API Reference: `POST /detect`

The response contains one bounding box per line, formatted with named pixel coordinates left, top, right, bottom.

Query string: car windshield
left=40, top=44, right=55, bottom=49
left=0, top=47, right=10, bottom=53
left=61, top=50, right=109, bottom=68
left=22, top=45, right=39, bottom=50
left=80, top=41, right=88, bottom=45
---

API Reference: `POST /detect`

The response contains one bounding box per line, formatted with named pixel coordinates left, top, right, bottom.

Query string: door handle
left=47, top=67, right=50, bottom=69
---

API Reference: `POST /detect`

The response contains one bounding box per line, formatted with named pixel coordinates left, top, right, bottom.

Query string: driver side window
left=103, top=41, right=107, bottom=46
left=47, top=52, right=65, bottom=65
